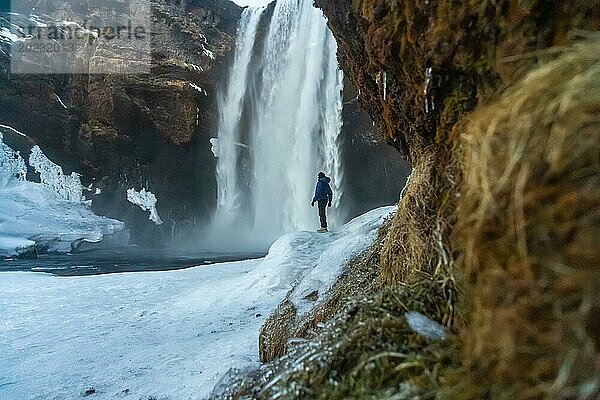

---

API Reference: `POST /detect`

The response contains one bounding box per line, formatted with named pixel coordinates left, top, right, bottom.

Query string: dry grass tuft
left=259, top=299, right=297, bottom=363
left=379, top=137, right=461, bottom=313
left=456, top=38, right=600, bottom=399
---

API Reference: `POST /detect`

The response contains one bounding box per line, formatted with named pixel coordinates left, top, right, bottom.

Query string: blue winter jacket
left=312, top=176, right=333, bottom=203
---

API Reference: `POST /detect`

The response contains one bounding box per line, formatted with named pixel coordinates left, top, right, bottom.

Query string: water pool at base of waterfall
left=0, top=248, right=266, bottom=276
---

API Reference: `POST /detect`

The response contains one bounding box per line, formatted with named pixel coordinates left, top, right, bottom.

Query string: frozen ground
left=0, top=206, right=395, bottom=400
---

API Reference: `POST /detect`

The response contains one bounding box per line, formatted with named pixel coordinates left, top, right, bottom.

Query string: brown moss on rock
left=317, top=0, right=600, bottom=160
left=455, top=38, right=600, bottom=399
left=259, top=298, right=297, bottom=362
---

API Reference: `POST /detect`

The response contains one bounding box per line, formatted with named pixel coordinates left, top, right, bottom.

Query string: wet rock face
left=339, top=79, right=411, bottom=218
left=315, top=0, right=600, bottom=161
left=0, top=0, right=241, bottom=245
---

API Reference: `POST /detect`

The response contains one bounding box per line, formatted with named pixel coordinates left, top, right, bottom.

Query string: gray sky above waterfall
left=232, top=0, right=272, bottom=7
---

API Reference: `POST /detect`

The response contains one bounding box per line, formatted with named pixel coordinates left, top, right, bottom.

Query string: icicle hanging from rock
left=424, top=67, right=433, bottom=113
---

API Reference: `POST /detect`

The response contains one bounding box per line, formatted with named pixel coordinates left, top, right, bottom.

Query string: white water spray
left=211, top=0, right=345, bottom=247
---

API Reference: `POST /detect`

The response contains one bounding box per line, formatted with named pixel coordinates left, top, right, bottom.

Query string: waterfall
left=214, top=6, right=266, bottom=227
left=211, top=0, right=344, bottom=247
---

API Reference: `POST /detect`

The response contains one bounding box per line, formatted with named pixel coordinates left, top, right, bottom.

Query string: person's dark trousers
left=318, top=199, right=328, bottom=228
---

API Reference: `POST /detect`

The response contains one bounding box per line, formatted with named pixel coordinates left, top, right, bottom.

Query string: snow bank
left=0, top=133, right=124, bottom=257
left=254, top=206, right=396, bottom=319
left=189, top=82, right=208, bottom=96
left=126, top=188, right=163, bottom=225
left=0, top=206, right=394, bottom=399
left=0, top=27, right=25, bottom=43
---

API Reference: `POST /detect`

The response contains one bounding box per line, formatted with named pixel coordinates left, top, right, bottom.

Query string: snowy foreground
left=0, top=206, right=395, bottom=400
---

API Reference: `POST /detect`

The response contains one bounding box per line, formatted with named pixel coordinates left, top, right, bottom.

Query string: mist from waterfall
left=208, top=0, right=345, bottom=250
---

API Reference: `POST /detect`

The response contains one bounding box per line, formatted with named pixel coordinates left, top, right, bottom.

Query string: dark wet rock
left=82, top=387, right=96, bottom=396
left=339, top=78, right=411, bottom=217
left=303, top=289, right=318, bottom=302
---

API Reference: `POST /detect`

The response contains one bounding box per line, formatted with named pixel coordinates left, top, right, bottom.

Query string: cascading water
left=211, top=0, right=344, bottom=248
left=213, top=6, right=266, bottom=228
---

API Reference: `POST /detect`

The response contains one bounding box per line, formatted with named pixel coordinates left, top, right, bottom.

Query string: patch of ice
left=59, top=20, right=98, bottom=37
left=189, top=82, right=208, bottom=96
left=126, top=188, right=163, bottom=225
left=383, top=70, right=387, bottom=100
left=424, top=67, right=434, bottom=113
left=29, top=14, right=48, bottom=27
left=0, top=27, right=25, bottom=43
left=60, top=20, right=81, bottom=27
left=185, top=62, right=203, bottom=72
left=0, top=132, right=27, bottom=187
left=0, top=124, right=29, bottom=138
left=210, top=137, right=220, bottom=157
left=0, top=135, right=124, bottom=257
left=0, top=235, right=35, bottom=252
left=405, top=311, right=447, bottom=341
left=209, top=138, right=249, bottom=158
left=53, top=93, right=67, bottom=109
left=29, top=145, right=84, bottom=202
left=203, top=47, right=215, bottom=60
left=399, top=168, right=413, bottom=201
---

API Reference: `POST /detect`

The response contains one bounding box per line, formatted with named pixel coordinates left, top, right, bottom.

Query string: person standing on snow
left=311, top=171, right=333, bottom=233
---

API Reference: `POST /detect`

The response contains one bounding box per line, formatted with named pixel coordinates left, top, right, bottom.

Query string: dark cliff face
left=314, top=0, right=600, bottom=161
left=0, top=0, right=242, bottom=245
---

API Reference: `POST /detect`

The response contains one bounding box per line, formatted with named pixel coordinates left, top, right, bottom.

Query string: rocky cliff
left=0, top=0, right=241, bottom=245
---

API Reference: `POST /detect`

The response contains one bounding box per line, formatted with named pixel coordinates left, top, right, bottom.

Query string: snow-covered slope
left=0, top=206, right=394, bottom=400
left=0, top=133, right=124, bottom=257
